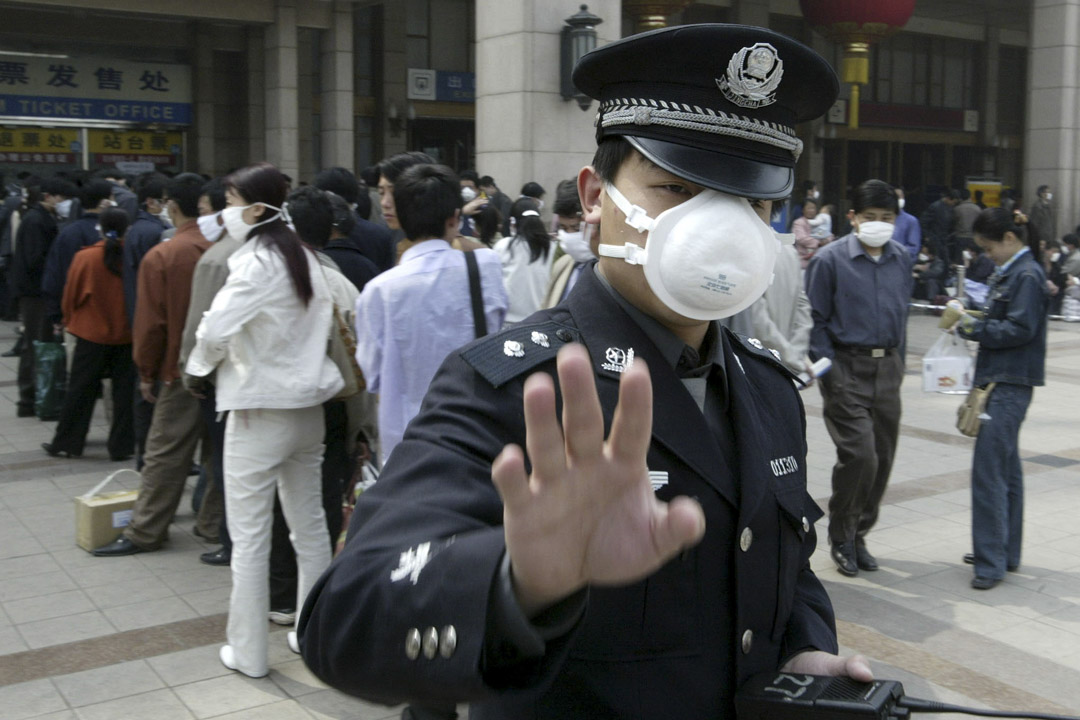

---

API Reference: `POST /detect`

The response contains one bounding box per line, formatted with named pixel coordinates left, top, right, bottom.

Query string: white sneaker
left=219, top=644, right=268, bottom=678
left=268, top=609, right=296, bottom=625
left=287, top=631, right=300, bottom=654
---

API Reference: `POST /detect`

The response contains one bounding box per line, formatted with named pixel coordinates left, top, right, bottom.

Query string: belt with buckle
left=835, top=344, right=893, bottom=358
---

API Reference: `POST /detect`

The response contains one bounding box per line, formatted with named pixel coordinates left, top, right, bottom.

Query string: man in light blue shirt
left=354, top=164, right=508, bottom=467
left=892, top=187, right=921, bottom=261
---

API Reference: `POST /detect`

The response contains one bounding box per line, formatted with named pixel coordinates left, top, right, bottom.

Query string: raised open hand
left=491, top=343, right=706, bottom=617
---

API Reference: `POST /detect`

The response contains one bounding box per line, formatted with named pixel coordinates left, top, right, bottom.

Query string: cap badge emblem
left=717, top=42, right=783, bottom=109
left=530, top=331, right=550, bottom=348
left=503, top=340, right=525, bottom=358
left=601, top=346, right=635, bottom=373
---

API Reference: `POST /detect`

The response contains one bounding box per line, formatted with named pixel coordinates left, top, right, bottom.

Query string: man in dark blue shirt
left=41, top=179, right=115, bottom=325
left=805, top=179, right=913, bottom=578
left=122, top=174, right=169, bottom=324
left=314, top=167, right=395, bottom=273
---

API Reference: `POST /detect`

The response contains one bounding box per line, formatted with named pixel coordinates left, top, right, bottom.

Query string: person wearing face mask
left=41, top=179, right=117, bottom=329
left=542, top=177, right=594, bottom=308
left=122, top=174, right=169, bottom=325
left=805, top=179, right=913, bottom=578
left=11, top=177, right=68, bottom=417
left=177, top=177, right=242, bottom=567
left=301, top=24, right=873, bottom=718
left=493, top=197, right=557, bottom=324
left=92, top=173, right=213, bottom=558
left=891, top=187, right=922, bottom=261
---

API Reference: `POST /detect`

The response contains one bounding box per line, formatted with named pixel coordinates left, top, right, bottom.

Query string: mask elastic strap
left=604, top=183, right=654, bottom=233
left=597, top=241, right=647, bottom=265
left=250, top=203, right=288, bottom=229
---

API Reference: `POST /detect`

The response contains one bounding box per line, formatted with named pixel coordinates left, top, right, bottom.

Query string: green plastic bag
left=33, top=340, right=66, bottom=420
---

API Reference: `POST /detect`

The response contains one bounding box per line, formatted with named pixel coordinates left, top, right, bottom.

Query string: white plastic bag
left=922, top=332, right=973, bottom=394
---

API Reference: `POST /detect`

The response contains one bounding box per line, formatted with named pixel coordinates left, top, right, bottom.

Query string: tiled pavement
left=1, top=313, right=1079, bottom=719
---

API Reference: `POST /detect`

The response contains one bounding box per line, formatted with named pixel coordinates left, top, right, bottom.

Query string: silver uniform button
left=802, top=516, right=810, bottom=533
left=740, top=527, right=753, bottom=552
left=422, top=627, right=439, bottom=659
left=440, top=625, right=457, bottom=658
left=405, top=628, right=421, bottom=660
left=742, top=629, right=753, bottom=654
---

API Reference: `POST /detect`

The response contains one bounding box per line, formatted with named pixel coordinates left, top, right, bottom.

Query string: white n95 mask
left=855, top=220, right=894, bottom=248
left=597, top=183, right=780, bottom=321
left=558, top=224, right=595, bottom=264
left=222, top=203, right=284, bottom=240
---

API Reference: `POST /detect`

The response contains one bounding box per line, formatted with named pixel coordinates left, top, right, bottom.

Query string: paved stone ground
left=0, top=312, right=1078, bottom=719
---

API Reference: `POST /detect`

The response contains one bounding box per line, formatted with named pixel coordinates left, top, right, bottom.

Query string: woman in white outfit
left=185, top=162, right=343, bottom=677
left=493, top=197, right=556, bottom=323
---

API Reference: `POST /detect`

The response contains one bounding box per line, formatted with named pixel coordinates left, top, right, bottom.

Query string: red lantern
left=799, top=0, right=916, bottom=128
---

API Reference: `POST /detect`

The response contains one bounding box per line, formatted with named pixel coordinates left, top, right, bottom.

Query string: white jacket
left=186, top=238, right=344, bottom=411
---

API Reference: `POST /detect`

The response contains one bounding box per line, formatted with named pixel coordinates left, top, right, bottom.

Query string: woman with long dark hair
left=493, top=196, right=556, bottom=323
left=953, top=207, right=1048, bottom=590
left=186, top=162, right=344, bottom=677
left=42, top=207, right=135, bottom=460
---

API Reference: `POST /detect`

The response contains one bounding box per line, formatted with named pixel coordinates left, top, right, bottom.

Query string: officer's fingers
left=556, top=344, right=605, bottom=461
left=521, top=370, right=566, bottom=481
left=844, top=654, right=874, bottom=682
left=491, top=443, right=531, bottom=509
left=653, top=496, right=706, bottom=558
left=608, top=356, right=652, bottom=464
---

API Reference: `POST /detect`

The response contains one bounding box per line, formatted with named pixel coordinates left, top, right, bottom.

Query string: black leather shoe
left=92, top=536, right=144, bottom=557
left=854, top=540, right=878, bottom=571
left=42, top=442, right=81, bottom=458
left=963, top=553, right=1018, bottom=572
left=831, top=541, right=859, bottom=577
left=971, top=575, right=1001, bottom=590
left=17, top=405, right=35, bottom=417
left=200, top=548, right=230, bottom=566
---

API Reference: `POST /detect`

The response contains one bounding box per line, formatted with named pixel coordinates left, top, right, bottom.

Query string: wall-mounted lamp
left=560, top=4, right=602, bottom=111
left=387, top=101, right=404, bottom=137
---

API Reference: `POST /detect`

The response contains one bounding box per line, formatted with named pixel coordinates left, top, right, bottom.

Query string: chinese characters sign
left=0, top=127, right=79, bottom=164
left=89, top=130, right=183, bottom=167
left=0, top=56, right=192, bottom=125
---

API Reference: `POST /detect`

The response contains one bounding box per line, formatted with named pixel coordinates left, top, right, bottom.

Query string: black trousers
left=819, top=348, right=904, bottom=545
left=48, top=338, right=134, bottom=458
left=199, top=390, right=231, bottom=552
left=16, top=296, right=57, bottom=412
left=268, top=401, right=349, bottom=610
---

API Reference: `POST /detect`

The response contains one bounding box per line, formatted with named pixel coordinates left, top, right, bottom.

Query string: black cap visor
left=627, top=136, right=794, bottom=200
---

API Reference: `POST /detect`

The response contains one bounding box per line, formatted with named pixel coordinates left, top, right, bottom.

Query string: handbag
left=318, top=263, right=366, bottom=399
left=956, top=382, right=996, bottom=437
left=33, top=340, right=67, bottom=420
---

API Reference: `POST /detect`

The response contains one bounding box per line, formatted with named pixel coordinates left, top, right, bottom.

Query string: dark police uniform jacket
left=300, top=266, right=838, bottom=719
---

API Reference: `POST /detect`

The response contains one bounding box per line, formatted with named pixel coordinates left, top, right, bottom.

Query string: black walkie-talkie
left=736, top=672, right=907, bottom=720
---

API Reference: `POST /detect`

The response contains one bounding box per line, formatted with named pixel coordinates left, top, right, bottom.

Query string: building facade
left=0, top=0, right=1076, bottom=235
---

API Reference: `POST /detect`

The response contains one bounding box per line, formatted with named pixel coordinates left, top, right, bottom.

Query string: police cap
left=573, top=24, right=839, bottom=200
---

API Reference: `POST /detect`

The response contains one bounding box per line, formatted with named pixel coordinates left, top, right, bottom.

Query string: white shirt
left=354, top=240, right=508, bottom=464
left=493, top=235, right=556, bottom=323
left=186, top=239, right=344, bottom=411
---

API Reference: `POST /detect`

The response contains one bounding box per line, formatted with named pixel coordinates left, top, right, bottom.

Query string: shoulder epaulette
left=461, top=320, right=580, bottom=388
left=728, top=330, right=800, bottom=382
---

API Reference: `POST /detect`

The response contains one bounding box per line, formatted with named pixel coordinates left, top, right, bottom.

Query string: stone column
left=265, top=0, right=299, bottom=180
left=247, top=26, right=266, bottom=164
left=321, top=0, right=355, bottom=170
left=194, top=24, right=215, bottom=175
left=474, top=0, right=622, bottom=213
left=982, top=27, right=1000, bottom=158
left=1025, top=0, right=1080, bottom=236
left=379, top=1, right=407, bottom=161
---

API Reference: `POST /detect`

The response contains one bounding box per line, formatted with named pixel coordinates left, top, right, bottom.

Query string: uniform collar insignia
left=601, top=346, right=635, bottom=373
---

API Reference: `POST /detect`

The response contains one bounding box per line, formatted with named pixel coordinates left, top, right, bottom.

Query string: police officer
left=300, top=24, right=872, bottom=718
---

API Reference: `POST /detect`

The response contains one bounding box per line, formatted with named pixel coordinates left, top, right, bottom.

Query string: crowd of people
left=0, top=21, right=1062, bottom=718
left=787, top=178, right=1080, bottom=318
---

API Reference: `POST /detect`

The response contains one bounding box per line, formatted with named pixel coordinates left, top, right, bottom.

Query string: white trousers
left=223, top=406, right=331, bottom=676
